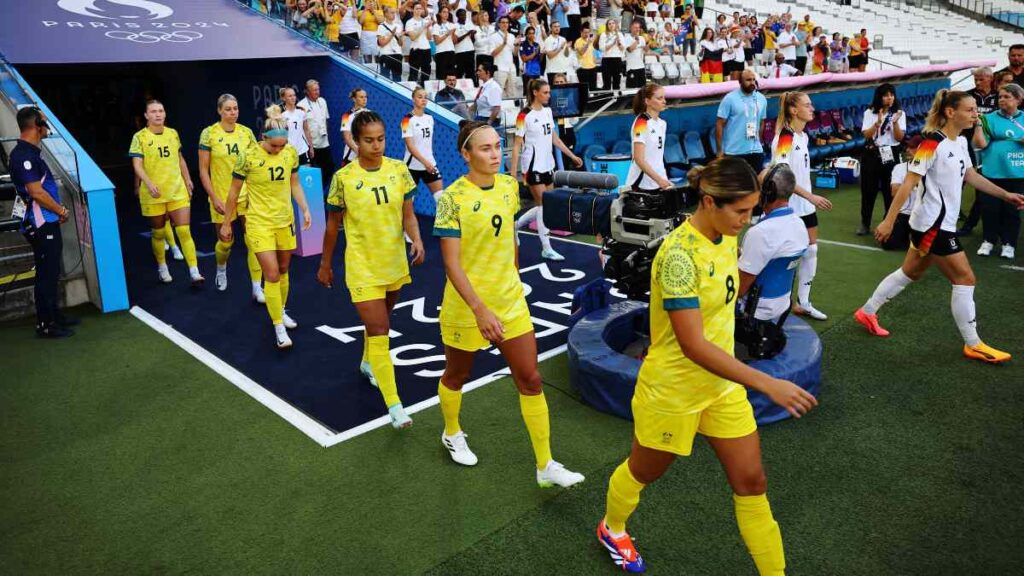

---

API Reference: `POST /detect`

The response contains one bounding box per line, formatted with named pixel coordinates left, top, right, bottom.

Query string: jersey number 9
left=491, top=214, right=502, bottom=237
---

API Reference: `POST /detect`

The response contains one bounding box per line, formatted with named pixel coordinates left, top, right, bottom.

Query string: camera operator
left=736, top=164, right=808, bottom=343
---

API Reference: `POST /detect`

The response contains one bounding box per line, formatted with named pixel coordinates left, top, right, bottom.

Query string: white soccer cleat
left=541, top=247, right=565, bottom=261
left=215, top=270, right=227, bottom=292
left=442, top=431, right=478, bottom=466
left=252, top=283, right=266, bottom=304
left=977, top=241, right=994, bottom=256
left=189, top=267, right=204, bottom=288
left=537, top=460, right=585, bottom=488
left=1000, top=245, right=1015, bottom=259
left=360, top=360, right=379, bottom=388
left=274, top=323, right=292, bottom=349
left=171, top=245, right=184, bottom=261
left=388, top=404, right=413, bottom=429
left=282, top=311, right=298, bottom=330
left=157, top=265, right=173, bottom=284
left=796, top=303, right=828, bottom=321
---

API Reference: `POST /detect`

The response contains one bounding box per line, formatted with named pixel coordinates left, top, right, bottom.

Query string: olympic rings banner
left=0, top=0, right=326, bottom=64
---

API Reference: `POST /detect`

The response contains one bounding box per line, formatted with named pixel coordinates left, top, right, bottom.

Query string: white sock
left=157, top=263, right=169, bottom=273
left=863, top=268, right=913, bottom=315
left=189, top=266, right=201, bottom=277
left=252, top=281, right=262, bottom=291
left=536, top=206, right=553, bottom=252
left=951, top=285, right=980, bottom=346
left=516, top=206, right=538, bottom=230
left=217, top=264, right=227, bottom=273
left=433, top=190, right=443, bottom=202
left=797, top=243, right=818, bottom=307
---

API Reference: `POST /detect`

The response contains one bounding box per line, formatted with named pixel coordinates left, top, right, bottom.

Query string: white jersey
left=889, top=161, right=919, bottom=216
left=434, top=21, right=456, bottom=53
left=341, top=107, right=367, bottom=162
left=455, top=22, right=475, bottom=53
left=515, top=107, right=556, bottom=175
left=770, top=128, right=814, bottom=217
left=738, top=206, right=809, bottom=321
left=626, top=113, right=667, bottom=190
left=406, top=17, right=431, bottom=50
left=282, top=107, right=309, bottom=156
left=402, top=113, right=435, bottom=171
left=543, top=35, right=571, bottom=73
left=377, top=19, right=403, bottom=55
left=625, top=35, right=646, bottom=70
left=908, top=133, right=971, bottom=233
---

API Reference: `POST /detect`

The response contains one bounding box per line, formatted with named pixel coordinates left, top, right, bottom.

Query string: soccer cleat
left=977, top=241, right=994, bottom=256
left=388, top=403, right=413, bottom=429
left=855, top=225, right=870, bottom=236
left=360, top=360, right=379, bottom=388
left=854, top=308, right=890, bottom=337
left=1000, top=245, right=1015, bottom=260
left=282, top=311, right=298, bottom=330
left=274, top=324, right=292, bottom=349
left=164, top=240, right=171, bottom=251
left=189, top=267, right=205, bottom=288
left=252, top=283, right=266, bottom=304
left=215, top=270, right=227, bottom=292
left=794, top=303, right=828, bottom=321
left=963, top=342, right=1012, bottom=364
left=157, top=265, right=173, bottom=284
left=537, top=460, right=585, bottom=488
left=541, top=247, right=565, bottom=261
left=441, top=431, right=478, bottom=466
left=36, top=323, right=74, bottom=339
left=597, top=521, right=646, bottom=573
left=171, top=245, right=184, bottom=261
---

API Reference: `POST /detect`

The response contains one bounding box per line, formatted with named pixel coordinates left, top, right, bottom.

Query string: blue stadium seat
left=583, top=144, right=607, bottom=172
left=611, top=140, right=632, bottom=155
left=664, top=133, right=688, bottom=179
left=707, top=127, right=718, bottom=156
left=683, top=131, right=706, bottom=165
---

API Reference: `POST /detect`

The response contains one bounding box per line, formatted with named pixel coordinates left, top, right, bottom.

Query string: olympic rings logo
left=104, top=30, right=203, bottom=43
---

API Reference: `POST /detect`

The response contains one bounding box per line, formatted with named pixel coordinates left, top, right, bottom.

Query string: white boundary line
left=130, top=306, right=338, bottom=447
left=817, top=239, right=883, bottom=252
left=1001, top=264, right=1024, bottom=272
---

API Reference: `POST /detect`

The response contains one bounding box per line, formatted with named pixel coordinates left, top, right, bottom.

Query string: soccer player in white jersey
left=402, top=87, right=444, bottom=202
left=858, top=90, right=1024, bottom=364
left=511, top=79, right=583, bottom=261
left=340, top=88, right=368, bottom=168
left=626, top=83, right=673, bottom=192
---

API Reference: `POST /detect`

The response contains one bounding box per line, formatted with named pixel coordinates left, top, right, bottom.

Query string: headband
left=461, top=125, right=491, bottom=150
left=265, top=128, right=288, bottom=138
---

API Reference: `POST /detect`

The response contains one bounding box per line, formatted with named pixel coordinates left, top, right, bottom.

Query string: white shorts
left=360, top=31, right=379, bottom=57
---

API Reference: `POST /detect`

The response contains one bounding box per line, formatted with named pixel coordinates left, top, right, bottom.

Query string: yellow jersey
left=433, top=174, right=526, bottom=327
left=635, top=219, right=740, bottom=415
left=199, top=122, right=256, bottom=202
left=129, top=127, right=187, bottom=204
left=326, top=157, right=416, bottom=289
left=231, top=143, right=299, bottom=229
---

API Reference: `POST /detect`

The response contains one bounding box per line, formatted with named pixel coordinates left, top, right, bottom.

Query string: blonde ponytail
left=924, top=89, right=971, bottom=134
left=263, top=104, right=287, bottom=134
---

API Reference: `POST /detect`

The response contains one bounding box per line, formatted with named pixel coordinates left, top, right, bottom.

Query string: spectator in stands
left=544, top=20, right=572, bottom=84
left=566, top=0, right=583, bottom=44
left=858, top=29, right=870, bottom=68
left=765, top=52, right=799, bottom=79
left=473, top=63, right=503, bottom=126
left=995, top=69, right=1015, bottom=91
left=376, top=6, right=404, bottom=82
left=999, top=44, right=1024, bottom=87
left=358, top=0, right=383, bottom=65
left=474, top=11, right=495, bottom=83
left=575, top=22, right=599, bottom=91
left=280, top=87, right=314, bottom=165
left=337, top=0, right=362, bottom=59
left=794, top=26, right=809, bottom=76
left=600, top=19, right=626, bottom=91
left=298, top=80, right=334, bottom=192
left=716, top=69, right=768, bottom=173
left=811, top=32, right=828, bottom=75
left=528, top=0, right=550, bottom=30
left=859, top=83, right=905, bottom=236
left=775, top=22, right=797, bottom=68
left=798, top=14, right=814, bottom=35
left=972, top=83, right=1024, bottom=260
left=433, top=7, right=458, bottom=80
left=492, top=16, right=518, bottom=97
left=10, top=107, right=77, bottom=338
left=520, top=27, right=542, bottom=93
left=761, top=20, right=777, bottom=64
left=828, top=33, right=844, bottom=73
left=436, top=73, right=470, bottom=118
left=626, top=21, right=648, bottom=89
left=884, top=135, right=924, bottom=251
left=959, top=67, right=999, bottom=236
left=678, top=5, right=698, bottom=58
left=406, top=4, right=432, bottom=84
left=525, top=11, right=546, bottom=43
left=724, top=26, right=745, bottom=81
left=454, top=9, right=477, bottom=80
left=325, top=1, right=343, bottom=51
left=697, top=27, right=723, bottom=84
left=692, top=0, right=703, bottom=19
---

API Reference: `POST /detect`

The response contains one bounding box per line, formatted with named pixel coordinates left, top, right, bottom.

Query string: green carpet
left=2, top=184, right=1021, bottom=574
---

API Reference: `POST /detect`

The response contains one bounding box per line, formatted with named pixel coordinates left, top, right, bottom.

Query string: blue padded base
left=567, top=302, right=822, bottom=426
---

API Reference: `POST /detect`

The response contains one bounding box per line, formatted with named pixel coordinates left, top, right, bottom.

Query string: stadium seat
left=682, top=131, right=706, bottom=166
left=706, top=126, right=718, bottom=157
left=611, top=140, right=632, bottom=155
left=664, top=133, right=688, bottom=179
left=583, top=144, right=607, bottom=172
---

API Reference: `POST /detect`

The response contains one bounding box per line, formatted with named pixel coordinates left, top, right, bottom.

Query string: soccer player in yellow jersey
left=432, top=120, right=585, bottom=488
left=219, top=105, right=312, bottom=349
left=597, top=158, right=818, bottom=574
left=129, top=100, right=203, bottom=286
left=197, top=94, right=264, bottom=297
left=318, top=111, right=424, bottom=429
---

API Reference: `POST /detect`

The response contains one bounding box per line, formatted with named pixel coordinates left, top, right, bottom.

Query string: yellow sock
left=368, top=335, right=400, bottom=407
left=173, top=225, right=198, bottom=268
left=605, top=460, right=646, bottom=534
left=519, top=392, right=552, bottom=471
left=163, top=220, right=177, bottom=249
left=280, top=272, right=289, bottom=308
left=247, top=247, right=262, bottom=283
left=214, top=238, right=233, bottom=267
left=734, top=493, right=786, bottom=576
left=438, top=380, right=463, bottom=436
left=264, top=280, right=283, bottom=324
left=151, top=227, right=167, bottom=265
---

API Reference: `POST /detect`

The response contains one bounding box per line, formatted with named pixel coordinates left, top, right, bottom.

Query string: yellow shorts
left=632, top=384, right=757, bottom=456
left=440, top=312, right=534, bottom=352
left=349, top=275, right=412, bottom=303
left=141, top=197, right=190, bottom=217
left=209, top=199, right=248, bottom=224
left=245, top=224, right=296, bottom=253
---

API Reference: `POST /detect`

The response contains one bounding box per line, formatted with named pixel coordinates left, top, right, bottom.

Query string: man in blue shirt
left=715, top=69, right=768, bottom=173
left=9, top=106, right=76, bottom=338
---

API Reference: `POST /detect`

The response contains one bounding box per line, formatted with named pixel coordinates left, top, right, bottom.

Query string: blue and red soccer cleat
left=597, top=520, right=646, bottom=573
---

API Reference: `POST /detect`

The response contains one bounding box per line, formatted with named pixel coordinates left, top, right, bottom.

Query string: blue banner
left=0, top=0, right=326, bottom=64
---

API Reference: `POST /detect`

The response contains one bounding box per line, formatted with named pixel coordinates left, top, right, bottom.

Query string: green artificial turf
left=2, top=184, right=1021, bottom=575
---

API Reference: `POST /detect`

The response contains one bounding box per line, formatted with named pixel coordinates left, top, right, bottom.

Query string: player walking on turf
left=432, top=120, right=586, bottom=488
left=597, top=157, right=817, bottom=574
left=318, top=111, right=425, bottom=429
left=402, top=87, right=444, bottom=203
left=767, top=91, right=833, bottom=320
left=857, top=90, right=1024, bottom=363
left=511, top=79, right=584, bottom=262
left=197, top=94, right=263, bottom=297
left=130, top=100, right=203, bottom=287
left=220, top=105, right=312, bottom=349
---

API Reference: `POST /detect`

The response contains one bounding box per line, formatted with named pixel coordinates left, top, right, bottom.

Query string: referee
left=9, top=106, right=77, bottom=337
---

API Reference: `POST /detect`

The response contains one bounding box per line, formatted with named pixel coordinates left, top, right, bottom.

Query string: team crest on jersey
left=473, top=200, right=481, bottom=212
left=661, top=432, right=673, bottom=444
